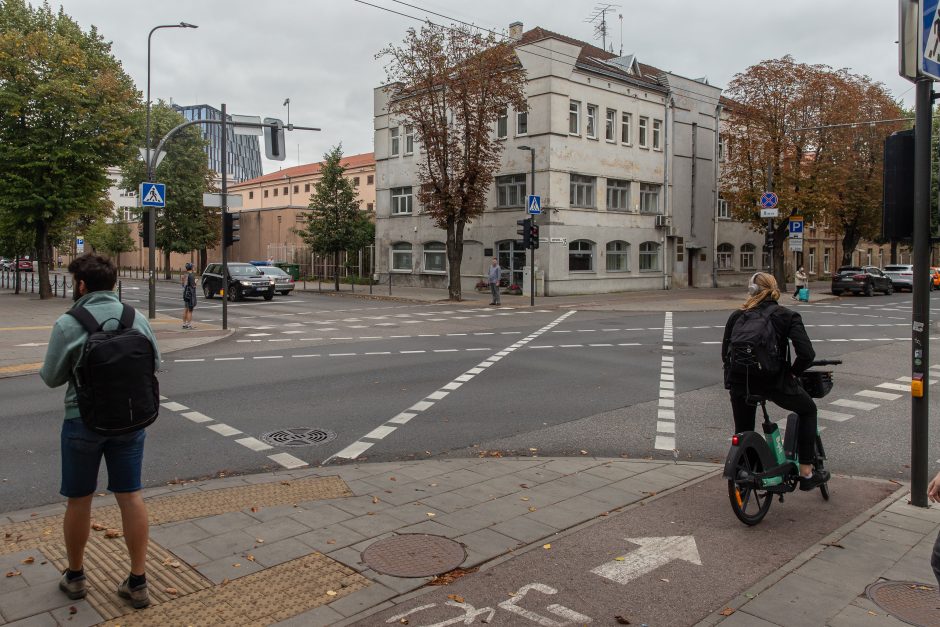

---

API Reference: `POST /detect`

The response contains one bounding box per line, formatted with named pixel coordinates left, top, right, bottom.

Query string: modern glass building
left=173, top=104, right=263, bottom=182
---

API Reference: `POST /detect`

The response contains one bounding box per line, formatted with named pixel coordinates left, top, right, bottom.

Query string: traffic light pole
left=221, top=103, right=229, bottom=330
left=529, top=149, right=536, bottom=307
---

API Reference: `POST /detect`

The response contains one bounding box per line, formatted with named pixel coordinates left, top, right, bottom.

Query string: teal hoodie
left=40, top=291, right=161, bottom=420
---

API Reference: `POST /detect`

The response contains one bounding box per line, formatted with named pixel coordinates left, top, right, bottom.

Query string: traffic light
left=883, top=129, right=914, bottom=240
left=141, top=210, right=151, bottom=248
left=223, top=211, right=240, bottom=247
left=516, top=218, right=531, bottom=249
left=529, top=223, right=540, bottom=249
left=263, top=117, right=286, bottom=161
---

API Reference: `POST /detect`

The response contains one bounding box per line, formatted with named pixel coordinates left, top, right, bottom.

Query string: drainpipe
left=663, top=96, right=672, bottom=290
left=712, top=103, right=722, bottom=288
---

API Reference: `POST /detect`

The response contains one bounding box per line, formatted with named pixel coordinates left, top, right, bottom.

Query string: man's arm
left=39, top=323, right=72, bottom=388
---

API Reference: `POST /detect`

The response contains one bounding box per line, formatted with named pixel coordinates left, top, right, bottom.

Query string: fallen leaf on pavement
left=614, top=616, right=630, bottom=625
left=447, top=594, right=465, bottom=604
left=221, top=578, right=230, bottom=586
left=280, top=481, right=291, bottom=486
left=520, top=497, right=530, bottom=501
left=580, top=450, right=588, bottom=455
left=21, top=557, right=34, bottom=564
left=69, top=606, right=78, bottom=615
left=519, top=483, right=529, bottom=489
left=326, top=539, right=336, bottom=545
left=5, top=570, right=21, bottom=577
left=372, top=496, right=380, bottom=504
left=246, top=555, right=255, bottom=562
left=165, top=587, right=178, bottom=595
left=528, top=507, right=537, bottom=512
left=868, top=611, right=878, bottom=616
left=162, top=559, right=181, bottom=568
left=614, top=557, right=625, bottom=561
left=91, top=522, right=106, bottom=531
left=429, top=483, right=438, bottom=487
left=399, top=619, right=409, bottom=625
left=326, top=590, right=337, bottom=597
left=104, top=529, right=123, bottom=539
left=250, top=506, right=259, bottom=513
left=719, top=608, right=735, bottom=616
left=232, top=563, right=241, bottom=568
left=255, top=538, right=265, bottom=544
left=389, top=477, right=397, bottom=481
left=427, top=512, right=436, bottom=517
left=542, top=544, right=551, bottom=550
left=821, top=542, right=844, bottom=549
left=660, top=578, right=670, bottom=583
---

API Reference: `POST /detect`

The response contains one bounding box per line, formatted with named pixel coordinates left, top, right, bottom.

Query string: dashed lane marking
left=830, top=398, right=880, bottom=411
left=856, top=389, right=903, bottom=401
left=655, top=312, right=676, bottom=452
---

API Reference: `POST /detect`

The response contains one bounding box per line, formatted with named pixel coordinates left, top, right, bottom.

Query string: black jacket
left=721, top=299, right=815, bottom=392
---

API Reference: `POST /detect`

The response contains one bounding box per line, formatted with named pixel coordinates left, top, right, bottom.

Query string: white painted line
left=433, top=349, right=459, bottom=353
left=466, top=348, right=491, bottom=351
left=658, top=409, right=675, bottom=419
left=426, top=390, right=450, bottom=401
left=659, top=398, right=674, bottom=407
left=876, top=382, right=911, bottom=392
left=207, top=423, right=242, bottom=437
left=267, top=452, right=308, bottom=469
left=181, top=411, right=213, bottom=424
left=235, top=437, right=273, bottom=452
left=401, top=350, right=426, bottom=354
left=253, top=355, right=283, bottom=360
left=660, top=389, right=675, bottom=398
left=657, top=421, right=676, bottom=434
left=468, top=368, right=484, bottom=374
left=365, top=352, right=391, bottom=355
left=442, top=382, right=463, bottom=391
left=292, top=354, right=321, bottom=358
left=364, top=425, right=397, bottom=440
left=660, top=381, right=675, bottom=389
left=215, top=357, right=244, bottom=361
left=389, top=412, right=417, bottom=425
left=329, top=353, right=356, bottom=357
left=831, top=398, right=880, bottom=411
left=619, top=343, right=641, bottom=346
left=817, top=409, right=854, bottom=422
left=409, top=401, right=435, bottom=412
left=161, top=402, right=189, bottom=412
left=455, top=375, right=474, bottom=382
left=654, top=435, right=676, bottom=451
left=856, top=389, right=903, bottom=401
left=333, top=440, right=374, bottom=459
left=173, top=358, right=205, bottom=363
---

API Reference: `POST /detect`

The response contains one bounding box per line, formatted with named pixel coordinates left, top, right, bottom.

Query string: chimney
left=509, top=21, right=523, bottom=41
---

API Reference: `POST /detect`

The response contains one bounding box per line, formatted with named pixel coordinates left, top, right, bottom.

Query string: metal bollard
left=63, top=277, right=68, bottom=299
left=53, top=274, right=58, bottom=297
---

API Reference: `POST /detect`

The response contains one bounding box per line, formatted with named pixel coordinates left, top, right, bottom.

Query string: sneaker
left=59, top=570, right=86, bottom=600
left=117, top=577, right=150, bottom=609
left=799, top=468, right=831, bottom=491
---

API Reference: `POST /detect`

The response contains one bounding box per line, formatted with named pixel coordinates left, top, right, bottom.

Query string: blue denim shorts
left=60, top=418, right=146, bottom=498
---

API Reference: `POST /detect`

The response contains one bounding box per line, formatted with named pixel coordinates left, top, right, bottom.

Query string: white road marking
left=161, top=402, right=189, bottom=412
left=856, top=389, right=903, bottom=401
left=267, top=452, right=308, bottom=469
left=592, top=536, right=702, bottom=585
left=253, top=355, right=283, bottom=360
left=655, top=312, right=677, bottom=452
left=235, top=437, right=273, bottom=452
left=364, top=425, right=397, bottom=440
left=389, top=412, right=417, bottom=424
left=877, top=382, right=911, bottom=392
left=181, top=411, right=213, bottom=423
left=831, top=398, right=880, bottom=411
left=332, top=440, right=374, bottom=459
left=207, top=423, right=242, bottom=437
left=173, top=358, right=205, bottom=363
left=215, top=357, right=244, bottom=361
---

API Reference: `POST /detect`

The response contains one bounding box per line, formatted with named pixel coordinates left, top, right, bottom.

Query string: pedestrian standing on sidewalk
left=792, top=266, right=808, bottom=300
left=928, top=470, right=940, bottom=586
left=40, top=253, right=161, bottom=609
left=488, top=257, right=501, bottom=306
left=182, top=262, right=197, bottom=329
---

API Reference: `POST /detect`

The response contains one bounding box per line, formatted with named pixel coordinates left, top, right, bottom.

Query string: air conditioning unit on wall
left=655, top=215, right=672, bottom=228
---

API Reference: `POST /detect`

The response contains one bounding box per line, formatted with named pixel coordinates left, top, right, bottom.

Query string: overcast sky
left=58, top=0, right=910, bottom=175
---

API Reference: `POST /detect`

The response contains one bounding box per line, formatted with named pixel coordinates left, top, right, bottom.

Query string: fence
left=1, top=270, right=73, bottom=298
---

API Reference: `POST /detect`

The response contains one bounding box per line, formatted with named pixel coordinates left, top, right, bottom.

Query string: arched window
left=740, top=244, right=756, bottom=270
left=639, top=241, right=660, bottom=271
left=606, top=241, right=630, bottom=272
left=717, top=243, right=734, bottom=271
left=391, top=242, right=412, bottom=271
left=423, top=242, right=446, bottom=273
left=568, top=240, right=595, bottom=271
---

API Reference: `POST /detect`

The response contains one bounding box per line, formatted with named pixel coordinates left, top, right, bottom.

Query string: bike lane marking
left=654, top=312, right=676, bottom=452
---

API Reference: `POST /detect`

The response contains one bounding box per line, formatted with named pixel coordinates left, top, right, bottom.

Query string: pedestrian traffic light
left=263, top=117, right=286, bottom=161
left=223, top=211, right=240, bottom=247
left=529, top=223, right=540, bottom=249
left=516, top=218, right=531, bottom=249
left=141, top=210, right=151, bottom=248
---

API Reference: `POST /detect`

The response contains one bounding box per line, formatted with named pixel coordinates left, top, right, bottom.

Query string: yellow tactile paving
left=0, top=362, right=43, bottom=375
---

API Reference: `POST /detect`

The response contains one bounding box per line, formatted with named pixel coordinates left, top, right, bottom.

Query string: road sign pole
left=221, top=103, right=229, bottom=331
left=529, top=149, right=535, bottom=307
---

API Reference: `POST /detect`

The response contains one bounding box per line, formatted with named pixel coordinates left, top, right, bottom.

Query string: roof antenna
left=619, top=13, right=623, bottom=56
left=584, top=3, right=620, bottom=53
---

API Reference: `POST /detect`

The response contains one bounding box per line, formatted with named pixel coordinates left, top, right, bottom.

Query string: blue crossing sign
left=923, top=0, right=940, bottom=80
left=141, top=182, right=166, bottom=208
left=527, top=195, right=542, bottom=215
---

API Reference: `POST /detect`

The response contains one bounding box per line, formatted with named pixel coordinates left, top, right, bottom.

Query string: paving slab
left=248, top=537, right=313, bottom=568
left=295, top=523, right=368, bottom=552
left=242, top=517, right=312, bottom=544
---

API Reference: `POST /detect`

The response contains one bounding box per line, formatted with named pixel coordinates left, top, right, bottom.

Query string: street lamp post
left=145, top=22, right=198, bottom=320
left=518, top=145, right=536, bottom=306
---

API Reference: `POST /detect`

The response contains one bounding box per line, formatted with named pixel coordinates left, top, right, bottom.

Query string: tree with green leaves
left=119, top=102, right=218, bottom=276
left=295, top=145, right=374, bottom=291
left=0, top=0, right=138, bottom=298
left=84, top=215, right=136, bottom=258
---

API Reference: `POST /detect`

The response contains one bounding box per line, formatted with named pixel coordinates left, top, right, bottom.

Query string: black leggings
left=793, top=285, right=803, bottom=297
left=730, top=385, right=818, bottom=464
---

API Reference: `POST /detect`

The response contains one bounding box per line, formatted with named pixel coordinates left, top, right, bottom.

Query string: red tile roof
left=231, top=152, right=374, bottom=187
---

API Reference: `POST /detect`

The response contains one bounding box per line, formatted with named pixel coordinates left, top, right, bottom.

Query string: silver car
left=882, top=264, right=916, bottom=292
left=258, top=266, right=295, bottom=295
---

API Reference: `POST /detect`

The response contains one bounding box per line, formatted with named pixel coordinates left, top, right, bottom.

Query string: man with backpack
left=40, top=253, right=160, bottom=609
left=721, top=271, right=828, bottom=490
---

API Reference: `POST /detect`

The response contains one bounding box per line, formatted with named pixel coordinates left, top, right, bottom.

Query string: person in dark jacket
left=721, top=271, right=829, bottom=490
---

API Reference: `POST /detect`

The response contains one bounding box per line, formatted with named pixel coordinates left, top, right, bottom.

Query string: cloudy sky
left=58, top=0, right=909, bottom=175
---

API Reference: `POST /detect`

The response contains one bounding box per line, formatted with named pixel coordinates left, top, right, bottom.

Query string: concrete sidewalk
left=0, top=457, right=935, bottom=626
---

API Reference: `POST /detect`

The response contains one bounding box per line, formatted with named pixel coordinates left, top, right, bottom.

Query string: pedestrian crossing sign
left=527, top=195, right=541, bottom=215
left=141, top=182, right=166, bottom=208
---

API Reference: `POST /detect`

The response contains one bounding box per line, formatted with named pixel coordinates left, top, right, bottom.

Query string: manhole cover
left=361, top=534, right=466, bottom=578
left=867, top=581, right=940, bottom=627
left=259, top=428, right=336, bottom=447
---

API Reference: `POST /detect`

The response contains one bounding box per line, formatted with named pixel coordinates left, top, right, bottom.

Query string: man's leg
left=63, top=495, right=93, bottom=571
left=113, top=491, right=148, bottom=575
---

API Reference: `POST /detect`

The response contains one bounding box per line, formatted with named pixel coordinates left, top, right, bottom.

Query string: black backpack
left=66, top=304, right=159, bottom=435
left=727, top=305, right=786, bottom=380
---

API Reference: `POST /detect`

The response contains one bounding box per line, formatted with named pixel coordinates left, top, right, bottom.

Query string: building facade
left=173, top=104, right=263, bottom=183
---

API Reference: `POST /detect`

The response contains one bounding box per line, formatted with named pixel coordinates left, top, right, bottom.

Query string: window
left=586, top=104, right=598, bottom=139
left=293, top=185, right=299, bottom=193
left=569, top=240, right=594, bottom=271
left=249, top=191, right=254, bottom=200
left=823, top=248, right=831, bottom=273
left=606, top=178, right=630, bottom=211
left=569, top=100, right=580, bottom=135
left=605, top=109, right=616, bottom=142
left=740, top=244, right=756, bottom=270
left=391, top=242, right=412, bottom=271
left=621, top=112, right=632, bottom=144
left=639, top=241, right=661, bottom=271
left=390, top=127, right=400, bottom=156
left=273, top=188, right=278, bottom=197
left=809, top=247, right=816, bottom=271
left=717, top=243, right=734, bottom=271
left=570, top=174, right=596, bottom=208
left=638, top=116, right=649, bottom=147
left=391, top=186, right=413, bottom=214
left=367, top=174, right=374, bottom=185
left=367, top=202, right=374, bottom=211
left=305, top=183, right=310, bottom=192
left=423, top=242, right=446, bottom=272
left=404, top=125, right=414, bottom=154
left=264, top=189, right=269, bottom=198
left=866, top=248, right=873, bottom=265
left=516, top=110, right=527, bottom=135
left=496, top=174, right=527, bottom=208
left=639, top=183, right=661, bottom=213
left=676, top=237, right=684, bottom=262
left=717, top=197, right=729, bottom=219
left=497, top=109, right=508, bottom=139
left=606, top=241, right=629, bottom=272
left=283, top=186, right=288, bottom=195
left=718, top=137, right=729, bottom=162
left=352, top=177, right=360, bottom=186
left=652, top=119, right=662, bottom=150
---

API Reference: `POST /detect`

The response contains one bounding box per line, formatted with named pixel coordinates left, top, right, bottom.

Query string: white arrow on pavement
left=15, top=342, right=47, bottom=347
left=591, top=536, right=702, bottom=585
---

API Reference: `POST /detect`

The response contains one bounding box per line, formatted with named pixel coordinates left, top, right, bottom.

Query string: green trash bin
left=275, top=263, right=300, bottom=281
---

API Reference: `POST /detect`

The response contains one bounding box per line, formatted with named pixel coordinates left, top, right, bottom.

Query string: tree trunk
left=163, top=251, right=171, bottom=280
left=199, top=248, right=207, bottom=274
left=890, top=240, right=898, bottom=264
left=446, top=217, right=465, bottom=301
left=772, top=228, right=788, bottom=291
left=840, top=226, right=860, bottom=266
left=334, top=250, right=340, bottom=291
left=36, top=221, right=51, bottom=299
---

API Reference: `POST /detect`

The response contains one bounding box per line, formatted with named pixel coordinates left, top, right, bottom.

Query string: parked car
left=0, top=258, right=12, bottom=271
left=16, top=258, right=33, bottom=271
left=931, top=267, right=940, bottom=290
left=882, top=264, right=918, bottom=292
left=201, top=262, right=275, bottom=301
left=830, top=265, right=893, bottom=296
left=258, top=266, right=295, bottom=295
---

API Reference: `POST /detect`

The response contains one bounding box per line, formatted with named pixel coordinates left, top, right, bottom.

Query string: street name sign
left=141, top=182, right=166, bottom=208
left=203, top=193, right=244, bottom=208
left=527, top=194, right=542, bottom=215
left=760, top=208, right=779, bottom=218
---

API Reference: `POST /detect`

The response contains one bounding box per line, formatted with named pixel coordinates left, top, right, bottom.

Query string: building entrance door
left=497, top=240, right=526, bottom=288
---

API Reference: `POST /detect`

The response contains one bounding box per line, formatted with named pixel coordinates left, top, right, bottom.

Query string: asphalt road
left=2, top=287, right=939, bottom=511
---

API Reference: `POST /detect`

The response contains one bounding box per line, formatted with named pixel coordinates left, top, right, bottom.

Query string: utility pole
left=766, top=164, right=774, bottom=277
left=221, top=103, right=229, bottom=330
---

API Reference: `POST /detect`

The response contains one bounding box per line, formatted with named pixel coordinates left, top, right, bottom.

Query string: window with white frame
left=496, top=174, right=526, bottom=208
left=639, top=241, right=661, bottom=271
left=717, top=243, right=734, bottom=271
left=639, top=183, right=661, bottom=213
left=652, top=119, right=662, bottom=150
left=569, top=100, right=580, bottom=135
left=638, top=116, right=649, bottom=147
left=586, top=104, right=598, bottom=139
left=390, top=126, right=400, bottom=157
left=516, top=110, right=527, bottom=135
left=718, top=137, right=729, bottom=161
left=621, top=112, right=632, bottom=144
left=497, top=108, right=508, bottom=139
left=423, top=242, right=446, bottom=273
left=866, top=248, right=873, bottom=265
left=569, top=240, right=594, bottom=271
left=740, top=243, right=756, bottom=270
left=391, top=242, right=413, bottom=271
left=718, top=197, right=730, bottom=219
left=823, top=247, right=831, bottom=273
left=391, top=186, right=413, bottom=215
left=605, top=109, right=616, bottom=142
left=606, top=178, right=630, bottom=211
left=809, top=247, right=816, bottom=271
left=570, top=174, right=596, bottom=208
left=606, top=241, right=629, bottom=272
left=404, top=125, right=414, bottom=154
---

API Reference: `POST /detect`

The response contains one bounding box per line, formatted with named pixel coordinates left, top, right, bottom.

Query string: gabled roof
left=230, top=152, right=375, bottom=187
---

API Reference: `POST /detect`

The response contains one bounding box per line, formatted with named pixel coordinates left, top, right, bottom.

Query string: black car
left=830, top=265, right=893, bottom=296
left=202, top=262, right=275, bottom=301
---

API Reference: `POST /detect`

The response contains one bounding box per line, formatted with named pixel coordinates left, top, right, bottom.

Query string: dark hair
left=68, top=253, right=117, bottom=293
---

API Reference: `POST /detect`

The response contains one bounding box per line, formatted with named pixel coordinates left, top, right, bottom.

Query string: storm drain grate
left=362, top=534, right=467, bottom=578
left=866, top=580, right=940, bottom=627
left=259, top=428, right=336, bottom=447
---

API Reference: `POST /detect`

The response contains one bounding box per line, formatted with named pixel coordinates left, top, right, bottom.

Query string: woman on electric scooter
left=721, top=271, right=830, bottom=491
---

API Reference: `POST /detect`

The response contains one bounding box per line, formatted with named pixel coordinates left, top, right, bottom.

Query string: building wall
left=173, top=104, right=263, bottom=182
